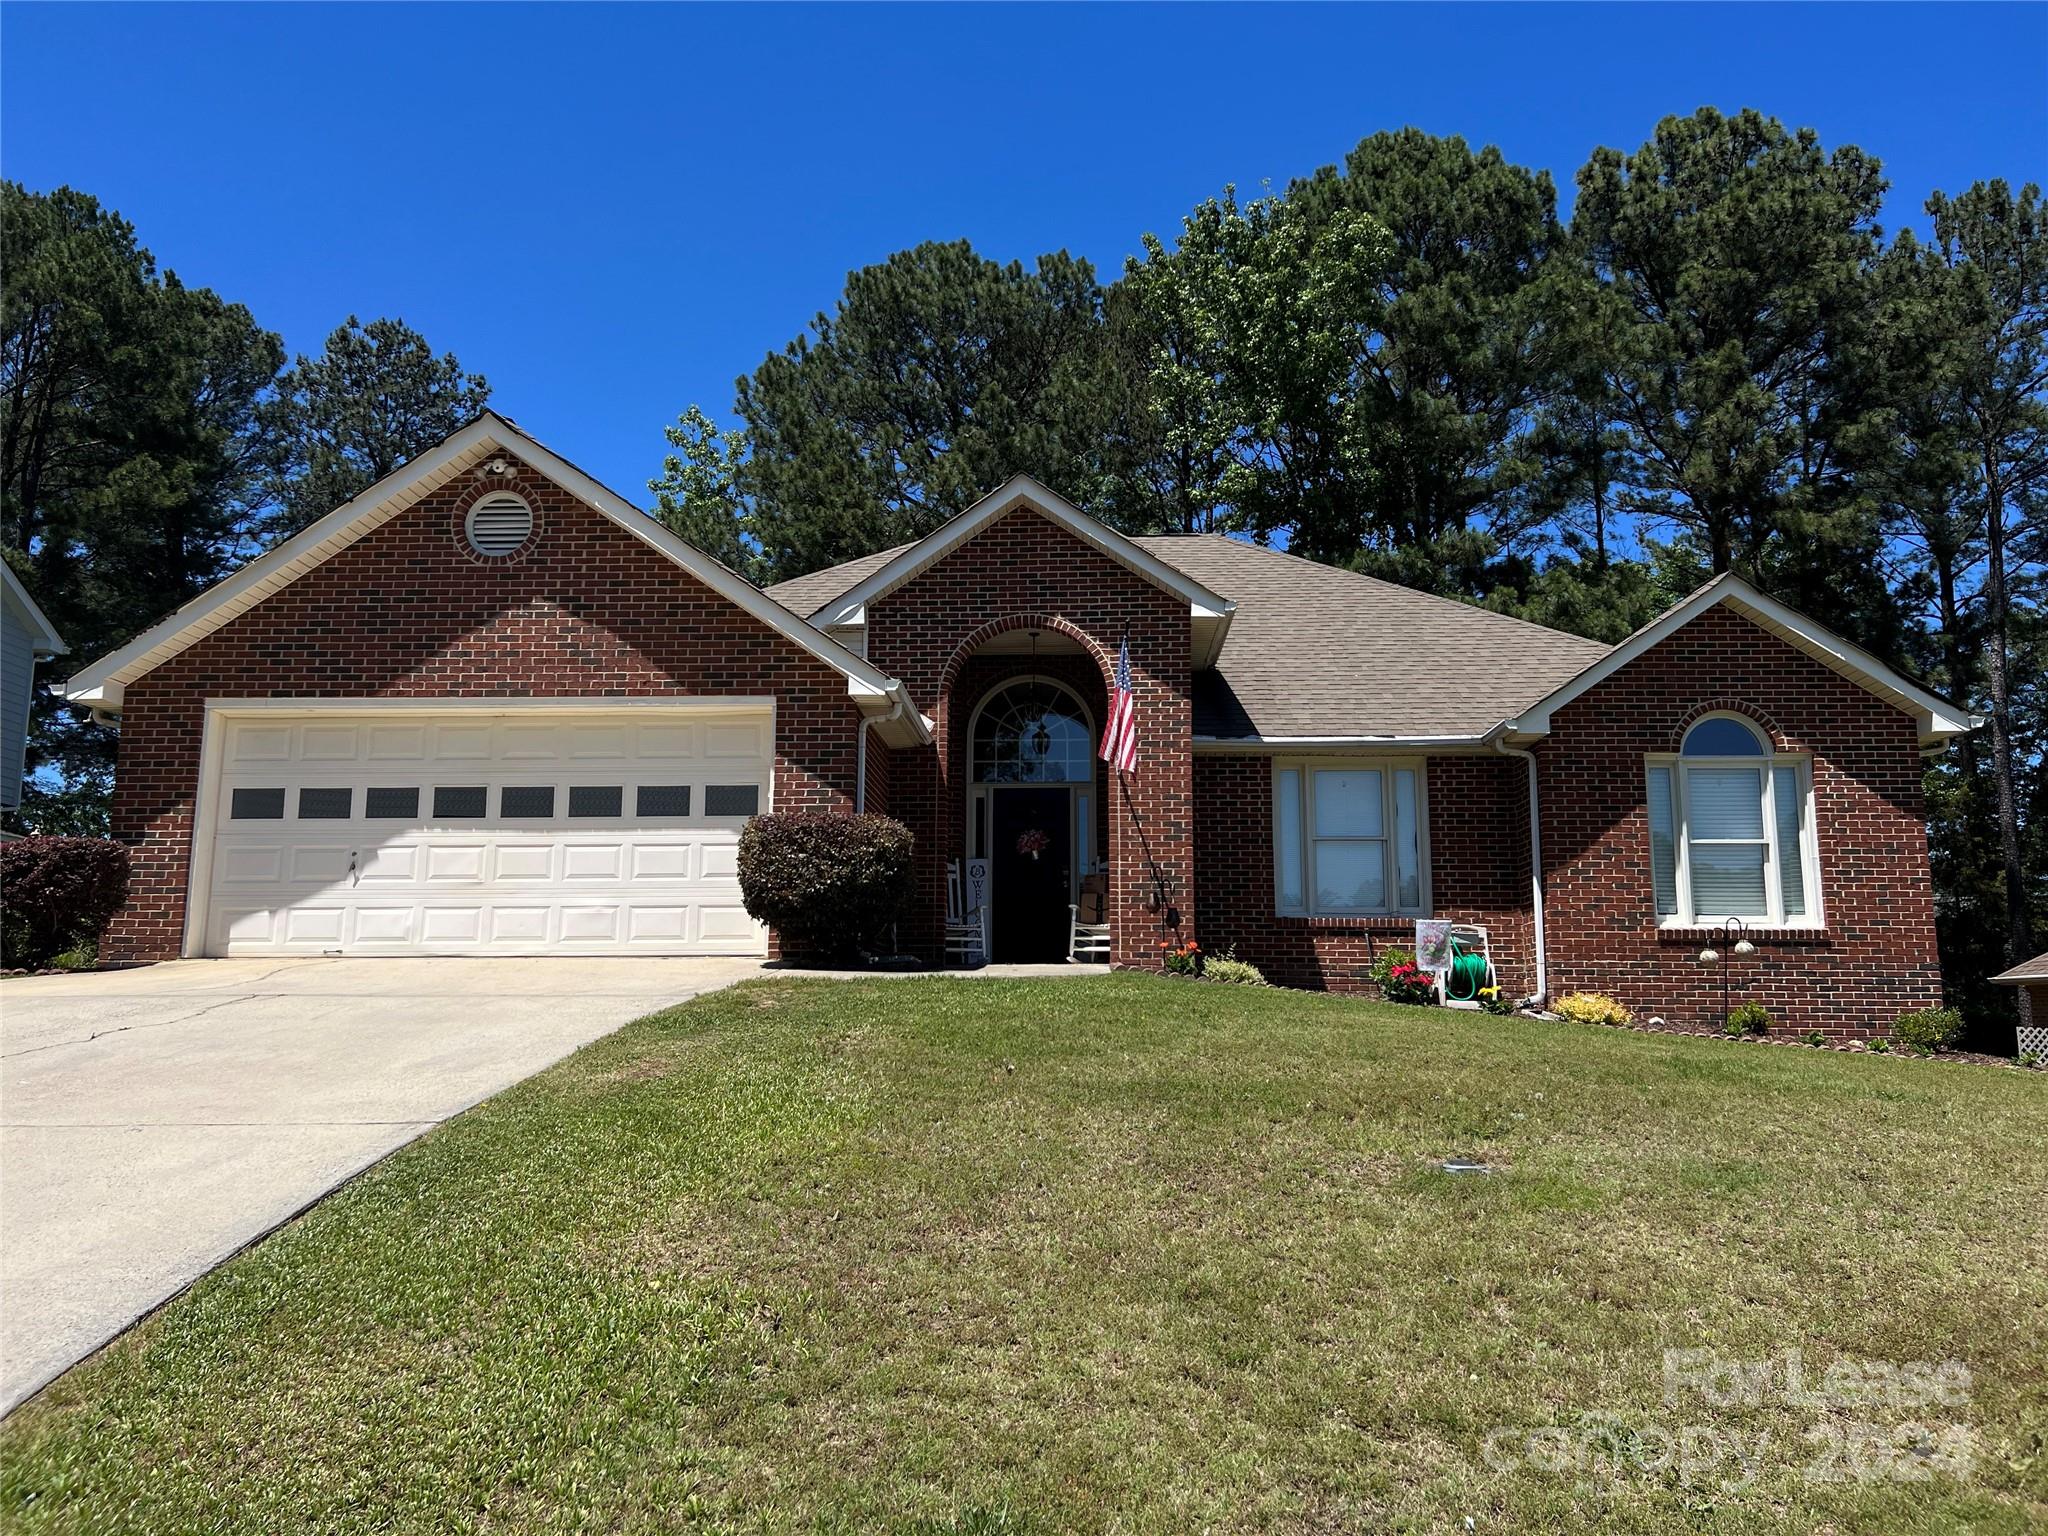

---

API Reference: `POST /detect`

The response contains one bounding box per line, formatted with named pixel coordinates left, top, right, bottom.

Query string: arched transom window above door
left=971, top=680, right=1094, bottom=784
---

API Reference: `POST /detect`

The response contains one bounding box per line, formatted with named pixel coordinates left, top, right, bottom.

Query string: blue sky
left=4, top=2, right=2044, bottom=501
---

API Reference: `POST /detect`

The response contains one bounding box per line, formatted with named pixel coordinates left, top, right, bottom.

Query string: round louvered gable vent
left=465, top=493, right=533, bottom=557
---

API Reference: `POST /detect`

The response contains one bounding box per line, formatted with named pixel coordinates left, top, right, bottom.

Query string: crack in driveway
left=0, top=992, right=271, bottom=1060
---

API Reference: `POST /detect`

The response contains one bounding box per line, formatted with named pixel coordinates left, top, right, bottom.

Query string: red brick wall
left=1193, top=753, right=1533, bottom=994
left=865, top=508, right=1191, bottom=967
left=104, top=457, right=867, bottom=962
left=1537, top=604, right=1942, bottom=1038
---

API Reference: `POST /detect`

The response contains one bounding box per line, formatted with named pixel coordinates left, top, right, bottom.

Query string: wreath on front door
left=1015, top=829, right=1050, bottom=861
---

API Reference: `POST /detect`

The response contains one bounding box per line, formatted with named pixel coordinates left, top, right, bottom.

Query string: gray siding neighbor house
left=2, top=563, right=66, bottom=815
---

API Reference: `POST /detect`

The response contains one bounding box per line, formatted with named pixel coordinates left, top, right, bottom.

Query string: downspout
left=855, top=699, right=906, bottom=814
left=1492, top=733, right=1548, bottom=1008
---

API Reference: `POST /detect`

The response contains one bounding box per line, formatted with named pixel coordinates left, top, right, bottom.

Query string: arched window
left=971, top=680, right=1093, bottom=784
left=1681, top=716, right=1767, bottom=757
left=1647, top=713, right=1818, bottom=926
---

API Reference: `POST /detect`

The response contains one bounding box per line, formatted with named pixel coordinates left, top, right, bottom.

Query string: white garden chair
left=946, top=860, right=988, bottom=968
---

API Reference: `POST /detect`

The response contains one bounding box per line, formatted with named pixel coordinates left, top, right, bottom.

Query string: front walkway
left=0, top=955, right=760, bottom=1414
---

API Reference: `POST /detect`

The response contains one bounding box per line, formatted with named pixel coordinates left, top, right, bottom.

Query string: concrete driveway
left=0, top=955, right=760, bottom=1414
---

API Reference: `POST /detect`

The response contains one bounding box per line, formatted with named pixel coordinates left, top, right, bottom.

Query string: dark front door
left=990, top=787, right=1073, bottom=962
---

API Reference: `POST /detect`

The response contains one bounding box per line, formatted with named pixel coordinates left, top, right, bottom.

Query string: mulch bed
left=1537, top=1012, right=2030, bottom=1069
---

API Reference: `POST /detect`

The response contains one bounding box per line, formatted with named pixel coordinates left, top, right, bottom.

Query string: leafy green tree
left=648, top=404, right=759, bottom=581
left=261, top=316, right=488, bottom=540
left=2, top=183, right=282, bottom=832
left=727, top=241, right=1140, bottom=580
left=1571, top=108, right=1888, bottom=577
left=1121, top=189, right=1395, bottom=562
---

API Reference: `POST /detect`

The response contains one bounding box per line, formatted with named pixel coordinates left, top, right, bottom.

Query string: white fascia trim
left=2, top=561, right=67, bottom=655
left=196, top=696, right=781, bottom=717
left=1498, top=574, right=1975, bottom=748
left=60, top=411, right=931, bottom=746
left=812, top=474, right=1236, bottom=631
left=1194, top=734, right=1493, bottom=754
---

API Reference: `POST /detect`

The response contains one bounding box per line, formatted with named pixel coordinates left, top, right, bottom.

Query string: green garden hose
left=1445, top=947, right=1492, bottom=1003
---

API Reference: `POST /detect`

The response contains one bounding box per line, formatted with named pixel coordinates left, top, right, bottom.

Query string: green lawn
left=3, top=977, right=2044, bottom=1534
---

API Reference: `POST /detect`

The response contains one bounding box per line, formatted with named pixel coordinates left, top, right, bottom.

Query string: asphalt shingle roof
left=1991, top=950, right=2048, bottom=985
left=1133, top=536, right=1609, bottom=739
left=763, top=544, right=915, bottom=619
left=763, top=533, right=1611, bottom=741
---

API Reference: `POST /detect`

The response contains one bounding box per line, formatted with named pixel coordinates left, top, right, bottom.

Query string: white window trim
left=1272, top=757, right=1431, bottom=918
left=1647, top=721, right=1824, bottom=930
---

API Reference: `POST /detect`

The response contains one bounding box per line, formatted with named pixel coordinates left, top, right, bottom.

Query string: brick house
left=63, top=413, right=1976, bottom=1036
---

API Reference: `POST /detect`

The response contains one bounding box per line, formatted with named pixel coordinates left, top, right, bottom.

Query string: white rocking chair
left=1068, top=870, right=1110, bottom=963
left=946, top=861, right=989, bottom=968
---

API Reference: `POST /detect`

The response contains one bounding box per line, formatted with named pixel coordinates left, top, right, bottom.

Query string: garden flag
left=1100, top=633, right=1139, bottom=774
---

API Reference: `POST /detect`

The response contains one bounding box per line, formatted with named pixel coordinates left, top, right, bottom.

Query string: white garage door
left=199, top=708, right=772, bottom=956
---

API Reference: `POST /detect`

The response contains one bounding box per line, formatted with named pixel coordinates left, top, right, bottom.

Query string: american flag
left=1100, top=633, right=1139, bottom=774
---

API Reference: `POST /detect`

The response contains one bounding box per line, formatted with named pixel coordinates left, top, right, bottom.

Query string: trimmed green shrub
left=1, top=836, right=130, bottom=970
left=736, top=813, right=913, bottom=963
left=1725, top=1001, right=1773, bottom=1036
left=1202, top=951, right=1267, bottom=986
left=1892, top=1006, right=1965, bottom=1055
left=1553, top=992, right=1632, bottom=1027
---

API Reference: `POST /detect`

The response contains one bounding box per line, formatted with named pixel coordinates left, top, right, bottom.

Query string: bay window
left=1646, top=715, right=1820, bottom=927
left=1273, top=760, right=1427, bottom=916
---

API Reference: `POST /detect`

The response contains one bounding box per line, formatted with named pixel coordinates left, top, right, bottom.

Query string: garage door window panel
left=433, top=786, right=487, bottom=820
left=365, top=787, right=420, bottom=820
left=569, top=785, right=623, bottom=818
left=231, top=787, right=286, bottom=820
left=297, top=787, right=353, bottom=820
left=705, top=784, right=760, bottom=817
left=637, top=785, right=692, bottom=817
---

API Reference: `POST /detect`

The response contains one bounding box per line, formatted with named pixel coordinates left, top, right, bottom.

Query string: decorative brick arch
left=934, top=613, right=1114, bottom=735
left=1667, top=698, right=1789, bottom=753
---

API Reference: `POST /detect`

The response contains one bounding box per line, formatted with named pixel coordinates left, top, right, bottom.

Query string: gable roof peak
left=60, top=412, right=928, bottom=743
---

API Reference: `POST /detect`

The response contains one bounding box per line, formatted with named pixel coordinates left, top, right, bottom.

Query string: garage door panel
left=559, top=905, right=621, bottom=941
left=425, top=845, right=488, bottom=883
left=287, top=846, right=353, bottom=885
left=698, top=906, right=759, bottom=944
left=230, top=726, right=293, bottom=764
left=283, top=907, right=346, bottom=945
left=352, top=907, right=415, bottom=943
left=569, top=724, right=630, bottom=759
left=356, top=844, right=419, bottom=883
left=563, top=844, right=624, bottom=881
left=366, top=724, right=428, bottom=760
left=500, top=724, right=558, bottom=759
left=420, top=908, right=485, bottom=944
left=634, top=722, right=695, bottom=757
left=492, top=844, right=556, bottom=882
left=432, top=724, right=493, bottom=760
left=488, top=906, right=552, bottom=943
left=626, top=906, right=688, bottom=941
left=300, top=725, right=361, bottom=761
left=704, top=721, right=765, bottom=759
left=218, top=844, right=287, bottom=885
left=205, top=709, right=771, bottom=956
left=630, top=843, right=693, bottom=880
